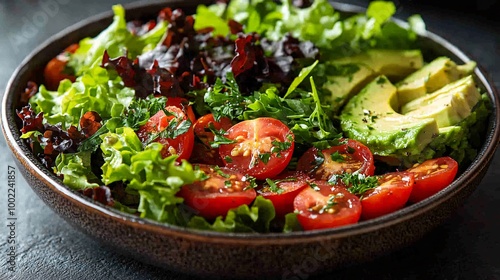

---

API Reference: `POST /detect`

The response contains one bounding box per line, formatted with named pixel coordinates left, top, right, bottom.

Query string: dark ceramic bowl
left=2, top=1, right=499, bottom=279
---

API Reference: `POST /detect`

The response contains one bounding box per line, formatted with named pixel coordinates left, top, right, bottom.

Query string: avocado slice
left=340, top=76, right=439, bottom=157
left=396, top=56, right=476, bottom=105
left=401, top=75, right=481, bottom=127
left=333, top=49, right=424, bottom=81
left=323, top=63, right=376, bottom=112
left=323, top=49, right=424, bottom=112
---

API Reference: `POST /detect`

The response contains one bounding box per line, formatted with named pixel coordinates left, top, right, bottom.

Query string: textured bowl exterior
left=2, top=1, right=499, bottom=279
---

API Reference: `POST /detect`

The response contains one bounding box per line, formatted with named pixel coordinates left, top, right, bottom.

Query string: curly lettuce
left=99, top=127, right=205, bottom=223
left=187, top=196, right=276, bottom=233
left=68, top=4, right=167, bottom=75
left=30, top=66, right=135, bottom=129
left=197, top=0, right=425, bottom=59
left=54, top=151, right=100, bottom=190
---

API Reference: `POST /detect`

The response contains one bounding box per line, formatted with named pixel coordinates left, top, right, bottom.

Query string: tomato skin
left=193, top=113, right=233, bottom=146
left=219, top=118, right=295, bottom=180
left=294, top=180, right=362, bottom=231
left=166, top=97, right=196, bottom=123
left=136, top=105, right=194, bottom=161
left=256, top=171, right=309, bottom=218
left=296, top=138, right=375, bottom=181
left=176, top=164, right=256, bottom=220
left=190, top=113, right=233, bottom=165
left=406, top=157, right=459, bottom=203
left=43, top=43, right=79, bottom=90
left=360, top=171, right=414, bottom=220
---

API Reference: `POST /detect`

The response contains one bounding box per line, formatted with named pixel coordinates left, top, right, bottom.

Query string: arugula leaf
left=204, top=72, right=251, bottom=121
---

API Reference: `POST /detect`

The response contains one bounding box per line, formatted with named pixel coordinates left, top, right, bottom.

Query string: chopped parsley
left=330, top=172, right=380, bottom=196
left=330, top=151, right=345, bottom=162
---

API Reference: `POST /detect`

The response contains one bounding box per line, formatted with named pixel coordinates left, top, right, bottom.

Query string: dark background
left=0, top=0, right=499, bottom=279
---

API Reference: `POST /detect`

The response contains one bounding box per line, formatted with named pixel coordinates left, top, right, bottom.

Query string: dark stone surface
left=0, top=0, right=499, bottom=279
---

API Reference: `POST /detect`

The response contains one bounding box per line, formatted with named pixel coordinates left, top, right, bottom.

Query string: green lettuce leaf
left=30, top=66, right=135, bottom=129
left=54, top=151, right=100, bottom=190
left=99, top=127, right=204, bottom=222
left=203, top=0, right=422, bottom=59
left=283, top=212, right=303, bottom=233
left=68, top=4, right=167, bottom=75
left=187, top=196, right=276, bottom=233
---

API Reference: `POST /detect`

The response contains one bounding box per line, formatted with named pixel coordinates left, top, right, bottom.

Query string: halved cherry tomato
left=165, top=97, right=196, bottom=123
left=360, top=171, right=414, bottom=220
left=219, top=117, right=294, bottom=180
left=193, top=113, right=233, bottom=146
left=136, top=104, right=194, bottom=161
left=43, top=43, right=79, bottom=90
left=176, top=164, right=256, bottom=220
left=190, top=113, right=233, bottom=165
left=406, top=157, right=459, bottom=203
left=294, top=180, right=362, bottom=230
left=296, top=138, right=375, bottom=181
left=256, top=171, right=309, bottom=218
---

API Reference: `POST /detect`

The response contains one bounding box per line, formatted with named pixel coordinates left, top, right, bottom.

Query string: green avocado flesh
left=401, top=75, right=481, bottom=127
left=324, top=49, right=424, bottom=112
left=396, top=56, right=476, bottom=105
left=340, top=76, right=439, bottom=157
left=332, top=49, right=424, bottom=80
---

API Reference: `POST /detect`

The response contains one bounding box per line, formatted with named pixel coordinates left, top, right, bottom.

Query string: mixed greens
left=16, top=0, right=491, bottom=233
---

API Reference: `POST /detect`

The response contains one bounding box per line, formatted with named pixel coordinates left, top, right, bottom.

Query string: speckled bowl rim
left=2, top=0, right=499, bottom=245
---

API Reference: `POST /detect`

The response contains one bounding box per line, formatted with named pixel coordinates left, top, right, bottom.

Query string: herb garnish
left=330, top=172, right=380, bottom=196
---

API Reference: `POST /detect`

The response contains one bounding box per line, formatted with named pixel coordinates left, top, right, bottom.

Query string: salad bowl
left=2, top=0, right=499, bottom=279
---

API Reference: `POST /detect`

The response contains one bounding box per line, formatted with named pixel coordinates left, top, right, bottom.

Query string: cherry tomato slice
left=176, top=164, right=257, bottom=220
left=166, top=97, right=196, bottom=123
left=296, top=138, right=375, bottom=181
left=406, top=157, right=459, bottom=203
left=193, top=113, right=233, bottom=146
left=257, top=171, right=309, bottom=218
left=360, top=171, right=414, bottom=220
left=136, top=105, right=194, bottom=161
left=190, top=113, right=233, bottom=165
left=43, top=43, right=79, bottom=90
left=219, top=117, right=294, bottom=180
left=294, top=180, right=362, bottom=230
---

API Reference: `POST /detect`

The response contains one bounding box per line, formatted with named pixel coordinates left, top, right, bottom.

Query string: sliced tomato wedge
left=293, top=180, right=362, bottom=230
left=136, top=104, right=194, bottom=161
left=296, top=138, right=375, bottom=181
left=43, top=43, right=79, bottom=90
left=256, top=171, right=309, bottom=218
left=193, top=113, right=233, bottom=146
left=360, top=171, right=414, bottom=220
left=176, top=164, right=257, bottom=220
left=190, top=113, right=233, bottom=165
left=165, top=97, right=196, bottom=123
left=219, top=117, right=294, bottom=180
left=406, top=157, right=459, bottom=203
